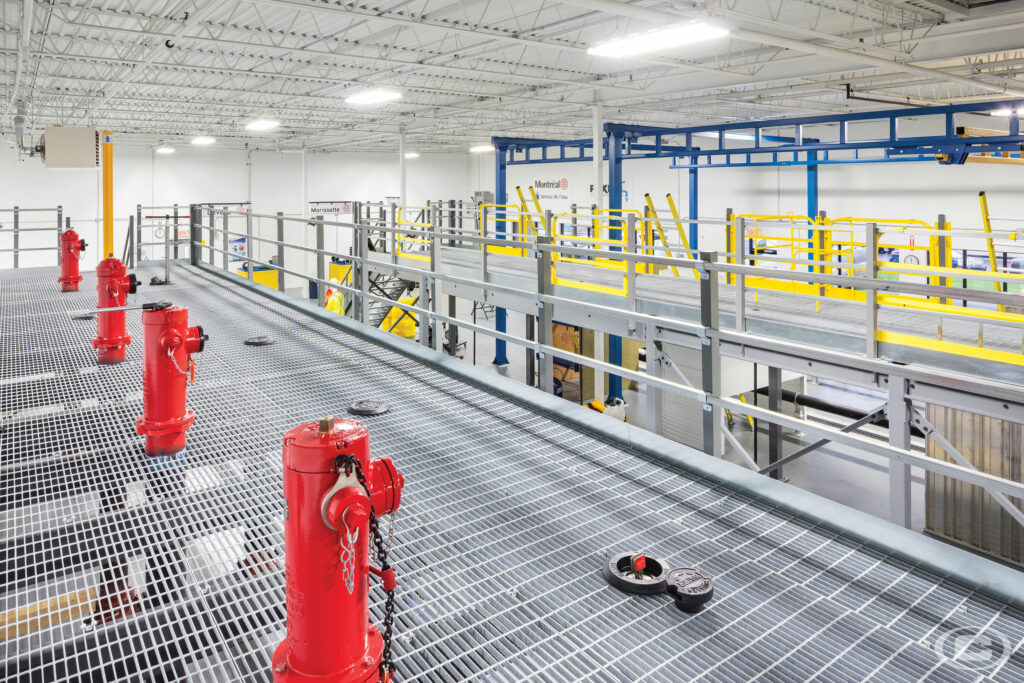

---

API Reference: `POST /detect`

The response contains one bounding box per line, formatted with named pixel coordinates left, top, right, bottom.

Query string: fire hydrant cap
left=283, top=418, right=369, bottom=473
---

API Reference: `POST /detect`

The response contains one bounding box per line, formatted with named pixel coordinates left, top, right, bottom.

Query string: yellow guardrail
left=396, top=195, right=1024, bottom=369
left=481, top=203, right=529, bottom=256
left=395, top=206, right=432, bottom=262
left=550, top=213, right=628, bottom=296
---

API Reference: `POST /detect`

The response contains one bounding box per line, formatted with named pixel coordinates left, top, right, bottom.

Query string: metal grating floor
left=2, top=264, right=1024, bottom=682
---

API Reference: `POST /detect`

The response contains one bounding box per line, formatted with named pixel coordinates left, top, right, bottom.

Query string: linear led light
left=404, top=152, right=420, bottom=159
left=191, top=136, right=216, bottom=146
left=588, top=20, right=730, bottom=58
left=346, top=89, right=402, bottom=106
left=470, top=144, right=495, bottom=153
left=991, top=109, right=1023, bottom=118
left=156, top=145, right=175, bottom=154
left=245, top=118, right=280, bottom=131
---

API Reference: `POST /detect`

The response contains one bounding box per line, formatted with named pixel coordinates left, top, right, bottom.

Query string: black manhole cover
left=244, top=336, right=275, bottom=346
left=347, top=399, right=391, bottom=416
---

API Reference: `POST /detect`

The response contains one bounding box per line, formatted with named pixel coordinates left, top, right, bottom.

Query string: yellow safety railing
left=395, top=205, right=432, bottom=262
left=480, top=203, right=529, bottom=256
left=550, top=211, right=630, bottom=296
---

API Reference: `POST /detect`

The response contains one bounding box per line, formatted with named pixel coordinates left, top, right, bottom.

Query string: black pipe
left=751, top=385, right=926, bottom=438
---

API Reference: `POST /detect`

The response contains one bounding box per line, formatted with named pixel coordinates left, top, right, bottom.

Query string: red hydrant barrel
left=92, top=257, right=138, bottom=364
left=58, top=230, right=86, bottom=292
left=273, top=418, right=404, bottom=683
left=135, top=303, right=207, bottom=456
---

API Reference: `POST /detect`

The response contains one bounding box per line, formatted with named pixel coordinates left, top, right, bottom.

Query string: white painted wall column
left=399, top=131, right=407, bottom=209
left=592, top=104, right=603, bottom=211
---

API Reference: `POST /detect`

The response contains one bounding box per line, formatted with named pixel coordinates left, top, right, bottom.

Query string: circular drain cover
left=244, top=336, right=275, bottom=346
left=347, top=399, right=391, bottom=416
left=71, top=313, right=95, bottom=320
left=601, top=552, right=669, bottom=595
left=666, top=567, right=714, bottom=613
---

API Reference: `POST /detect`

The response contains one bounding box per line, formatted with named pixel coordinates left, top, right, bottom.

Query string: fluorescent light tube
left=245, top=119, right=280, bottom=131
left=588, top=20, right=730, bottom=58
left=156, top=145, right=175, bottom=154
left=346, top=89, right=402, bottom=105
left=470, top=144, right=495, bottom=153
left=191, top=136, right=216, bottom=146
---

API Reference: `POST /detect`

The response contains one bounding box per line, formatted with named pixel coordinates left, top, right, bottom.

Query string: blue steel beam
left=493, top=141, right=509, bottom=366
left=607, top=131, right=625, bottom=403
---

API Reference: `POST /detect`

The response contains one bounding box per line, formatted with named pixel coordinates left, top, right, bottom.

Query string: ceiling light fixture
left=588, top=20, right=730, bottom=58
left=156, top=145, right=175, bottom=155
left=991, top=108, right=1022, bottom=118
left=469, top=144, right=495, bottom=153
left=245, top=118, right=280, bottom=131
left=404, top=151, right=420, bottom=159
left=191, top=136, right=216, bottom=146
left=346, top=89, right=402, bottom=105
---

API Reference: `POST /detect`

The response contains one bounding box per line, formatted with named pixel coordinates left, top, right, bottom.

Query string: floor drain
left=244, top=336, right=275, bottom=346
left=347, top=399, right=391, bottom=416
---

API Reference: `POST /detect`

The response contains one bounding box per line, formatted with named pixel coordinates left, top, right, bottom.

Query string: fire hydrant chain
left=334, top=453, right=396, bottom=682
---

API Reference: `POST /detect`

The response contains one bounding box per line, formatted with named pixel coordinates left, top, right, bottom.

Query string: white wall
left=5, top=119, right=1024, bottom=272
left=0, top=146, right=472, bottom=270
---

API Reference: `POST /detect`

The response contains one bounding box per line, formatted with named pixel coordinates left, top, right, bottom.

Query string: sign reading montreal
left=533, top=178, right=569, bottom=190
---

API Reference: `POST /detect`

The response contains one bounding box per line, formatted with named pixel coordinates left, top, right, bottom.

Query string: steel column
left=888, top=376, right=912, bottom=528
left=12, top=206, right=18, bottom=269
left=136, top=204, right=143, bottom=265
left=221, top=209, right=229, bottom=272
left=189, top=205, right=200, bottom=265
left=56, top=206, right=63, bottom=266
left=606, top=130, right=625, bottom=402
left=807, top=151, right=819, bottom=273
left=865, top=223, right=878, bottom=358
left=768, top=366, right=782, bottom=480
left=699, top=251, right=721, bottom=456
left=493, top=143, right=509, bottom=366
left=315, top=216, right=326, bottom=307
left=688, top=157, right=698, bottom=249
left=277, top=212, right=285, bottom=292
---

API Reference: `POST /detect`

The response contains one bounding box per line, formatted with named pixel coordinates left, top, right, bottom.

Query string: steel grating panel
left=2, top=265, right=1024, bottom=682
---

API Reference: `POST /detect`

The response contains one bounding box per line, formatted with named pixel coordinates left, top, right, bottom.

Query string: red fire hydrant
left=58, top=230, right=86, bottom=292
left=92, top=258, right=138, bottom=364
left=273, top=418, right=404, bottom=683
left=135, top=302, right=207, bottom=456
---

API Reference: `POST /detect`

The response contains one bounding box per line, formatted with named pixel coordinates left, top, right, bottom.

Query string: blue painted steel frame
left=492, top=99, right=1024, bottom=399
left=607, top=131, right=625, bottom=402
left=493, top=141, right=509, bottom=366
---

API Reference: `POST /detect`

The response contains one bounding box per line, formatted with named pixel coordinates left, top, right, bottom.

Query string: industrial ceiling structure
left=3, top=0, right=1024, bottom=152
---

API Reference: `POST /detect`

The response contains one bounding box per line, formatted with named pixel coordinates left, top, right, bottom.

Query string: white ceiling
left=3, top=0, right=1024, bottom=152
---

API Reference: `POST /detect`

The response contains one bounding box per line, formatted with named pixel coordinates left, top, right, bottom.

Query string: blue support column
left=493, top=142, right=509, bottom=366
left=688, top=157, right=699, bottom=249
left=807, top=150, right=819, bottom=273
left=607, top=131, right=624, bottom=402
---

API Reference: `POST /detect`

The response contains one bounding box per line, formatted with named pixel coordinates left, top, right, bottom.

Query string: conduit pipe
left=6, top=0, right=33, bottom=114
left=557, top=0, right=1024, bottom=98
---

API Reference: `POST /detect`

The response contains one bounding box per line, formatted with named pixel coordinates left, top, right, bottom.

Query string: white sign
left=308, top=202, right=352, bottom=217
